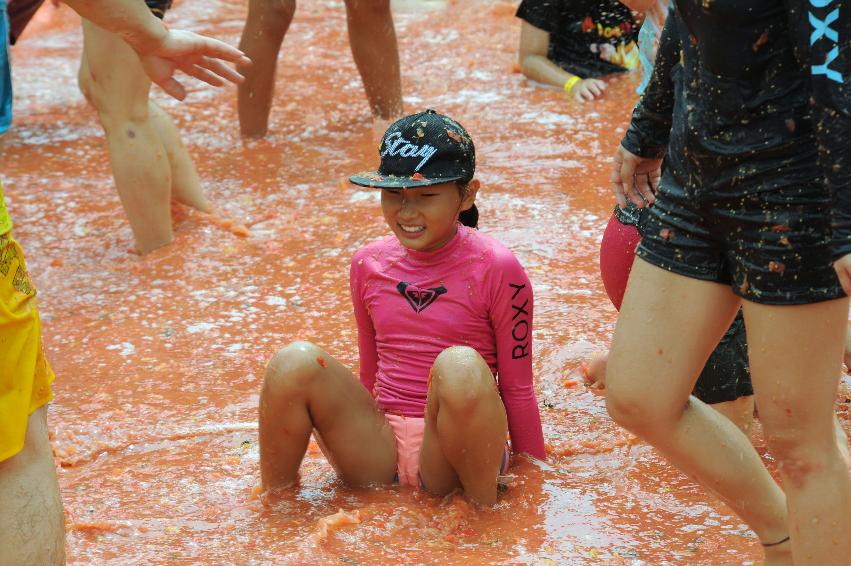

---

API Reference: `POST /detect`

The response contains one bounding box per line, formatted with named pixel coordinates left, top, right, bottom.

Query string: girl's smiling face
left=381, top=180, right=479, bottom=253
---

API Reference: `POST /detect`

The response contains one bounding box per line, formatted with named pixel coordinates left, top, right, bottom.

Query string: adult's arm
left=350, top=250, right=379, bottom=395
left=619, top=10, right=680, bottom=158
left=784, top=1, right=851, bottom=268
left=489, top=249, right=546, bottom=461
left=63, top=0, right=250, bottom=100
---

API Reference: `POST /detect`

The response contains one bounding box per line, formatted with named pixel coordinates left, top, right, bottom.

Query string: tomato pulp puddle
left=3, top=0, right=849, bottom=564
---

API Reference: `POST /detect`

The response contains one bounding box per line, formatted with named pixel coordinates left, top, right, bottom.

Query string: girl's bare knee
left=264, top=340, right=324, bottom=396
left=431, top=346, right=493, bottom=413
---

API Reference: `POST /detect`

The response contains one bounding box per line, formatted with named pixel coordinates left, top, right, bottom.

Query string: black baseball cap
left=349, top=109, right=476, bottom=189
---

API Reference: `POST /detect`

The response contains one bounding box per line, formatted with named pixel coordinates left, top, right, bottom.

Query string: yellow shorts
left=0, top=231, right=54, bottom=462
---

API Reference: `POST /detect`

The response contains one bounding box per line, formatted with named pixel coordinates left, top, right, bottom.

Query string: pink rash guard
left=350, top=224, right=546, bottom=460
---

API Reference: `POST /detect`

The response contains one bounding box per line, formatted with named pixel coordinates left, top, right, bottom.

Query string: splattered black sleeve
left=786, top=0, right=851, bottom=260
left=619, top=12, right=681, bottom=159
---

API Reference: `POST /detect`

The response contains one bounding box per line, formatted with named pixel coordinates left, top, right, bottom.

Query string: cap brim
left=348, top=172, right=464, bottom=189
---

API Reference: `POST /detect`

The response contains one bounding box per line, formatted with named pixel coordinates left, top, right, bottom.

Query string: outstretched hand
left=610, top=144, right=663, bottom=208
left=139, top=29, right=252, bottom=100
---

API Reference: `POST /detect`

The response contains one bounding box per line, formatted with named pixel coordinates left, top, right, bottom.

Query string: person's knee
left=605, top=380, right=681, bottom=434
left=763, top=426, right=833, bottom=489
left=251, top=0, right=296, bottom=27
left=431, top=346, right=494, bottom=414
left=263, top=341, right=325, bottom=398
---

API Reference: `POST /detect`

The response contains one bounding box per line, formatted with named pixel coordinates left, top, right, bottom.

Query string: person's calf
left=0, top=407, right=65, bottom=566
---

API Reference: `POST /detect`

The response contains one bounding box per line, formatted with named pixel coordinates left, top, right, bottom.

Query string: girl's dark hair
left=457, top=181, right=479, bottom=229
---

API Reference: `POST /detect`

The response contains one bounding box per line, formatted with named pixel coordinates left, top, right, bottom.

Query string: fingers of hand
left=634, top=173, right=655, bottom=205
left=183, top=63, right=226, bottom=87
left=611, top=150, right=627, bottom=208
left=197, top=57, right=245, bottom=84
left=196, top=35, right=252, bottom=66
left=155, top=77, right=187, bottom=101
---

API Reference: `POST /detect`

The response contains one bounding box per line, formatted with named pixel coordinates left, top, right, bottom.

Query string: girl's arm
left=489, top=250, right=546, bottom=461
left=783, top=1, right=851, bottom=268
left=620, top=8, right=680, bottom=158
left=350, top=252, right=379, bottom=394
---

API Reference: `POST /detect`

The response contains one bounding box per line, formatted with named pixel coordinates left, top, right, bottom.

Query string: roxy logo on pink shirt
left=396, top=281, right=447, bottom=313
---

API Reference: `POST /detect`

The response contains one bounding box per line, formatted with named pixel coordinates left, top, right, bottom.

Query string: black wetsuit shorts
left=615, top=202, right=753, bottom=405
left=637, top=168, right=844, bottom=305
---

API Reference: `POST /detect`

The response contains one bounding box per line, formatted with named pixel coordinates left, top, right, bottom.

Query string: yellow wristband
left=563, top=76, right=581, bottom=93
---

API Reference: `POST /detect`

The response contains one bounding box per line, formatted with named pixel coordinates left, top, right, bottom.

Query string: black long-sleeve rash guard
left=622, top=0, right=851, bottom=260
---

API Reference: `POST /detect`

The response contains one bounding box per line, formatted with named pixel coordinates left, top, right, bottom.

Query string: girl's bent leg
left=419, top=346, right=508, bottom=506
left=606, top=259, right=790, bottom=553
left=742, top=298, right=851, bottom=565
left=259, top=341, right=396, bottom=490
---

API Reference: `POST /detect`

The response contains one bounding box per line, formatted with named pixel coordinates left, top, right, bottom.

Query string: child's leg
left=419, top=346, right=508, bottom=506
left=79, top=20, right=172, bottom=254
left=237, top=0, right=296, bottom=137
left=259, top=341, right=397, bottom=489
left=342, top=0, right=403, bottom=120
left=147, top=101, right=209, bottom=213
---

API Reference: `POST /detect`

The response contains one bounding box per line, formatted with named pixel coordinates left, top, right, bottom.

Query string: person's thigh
left=0, top=406, right=65, bottom=566
left=607, top=258, right=743, bottom=429
left=80, top=20, right=150, bottom=120
left=262, top=341, right=397, bottom=485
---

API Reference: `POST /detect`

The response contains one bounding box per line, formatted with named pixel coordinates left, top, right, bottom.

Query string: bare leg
left=606, top=259, right=791, bottom=562
left=147, top=101, right=209, bottom=213
left=259, top=341, right=397, bottom=489
left=743, top=298, right=851, bottom=564
left=419, top=346, right=508, bottom=506
left=0, top=406, right=65, bottom=566
left=586, top=352, right=756, bottom=434
left=343, top=0, right=404, bottom=120
left=80, top=20, right=173, bottom=254
left=712, top=395, right=755, bottom=436
left=237, top=0, right=296, bottom=138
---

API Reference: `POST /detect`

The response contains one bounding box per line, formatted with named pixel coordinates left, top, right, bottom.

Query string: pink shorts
left=385, top=413, right=510, bottom=488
